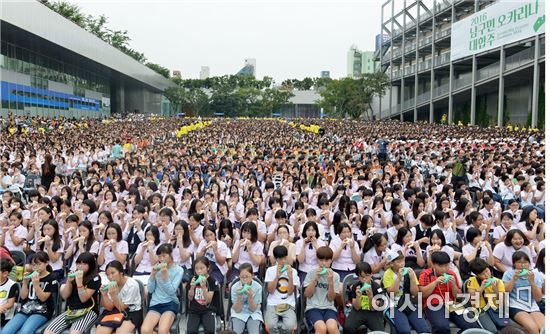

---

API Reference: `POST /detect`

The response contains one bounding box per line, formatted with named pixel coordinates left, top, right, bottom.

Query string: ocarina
left=440, top=273, right=451, bottom=283
left=359, top=282, right=372, bottom=293
left=68, top=270, right=83, bottom=278
left=518, top=269, right=529, bottom=277
left=102, top=281, right=117, bottom=291
left=194, top=274, right=206, bottom=285
left=320, top=266, right=328, bottom=275
left=281, top=265, right=288, bottom=273
left=240, top=284, right=252, bottom=294
left=402, top=267, right=409, bottom=276
left=154, top=263, right=167, bottom=270
left=25, top=271, right=38, bottom=280
left=484, top=277, right=496, bottom=288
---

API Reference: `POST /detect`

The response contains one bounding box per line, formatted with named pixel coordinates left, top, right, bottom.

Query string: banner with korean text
left=451, top=0, right=545, bottom=61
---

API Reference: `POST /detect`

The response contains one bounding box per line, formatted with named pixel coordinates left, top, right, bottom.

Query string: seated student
left=382, top=250, right=430, bottom=334
left=329, top=222, right=361, bottom=280
left=493, top=229, right=536, bottom=274
left=66, top=221, right=100, bottom=272
left=186, top=256, right=219, bottom=334
left=98, top=223, right=129, bottom=272
left=303, top=246, right=340, bottom=334
left=419, top=251, right=480, bottom=334
left=466, top=258, right=506, bottom=333
left=230, top=222, right=263, bottom=280
left=362, top=233, right=390, bottom=280
left=463, top=227, right=494, bottom=266
left=390, top=226, right=425, bottom=269
left=503, top=251, right=545, bottom=334
left=343, top=262, right=385, bottom=334
left=230, top=263, right=263, bottom=334
left=265, top=245, right=300, bottom=334
left=0, top=211, right=28, bottom=252
left=96, top=260, right=143, bottom=334
left=133, top=226, right=162, bottom=279
left=492, top=212, right=515, bottom=244
left=2, top=252, right=57, bottom=334
left=0, top=259, right=17, bottom=327
left=141, top=244, right=184, bottom=334
left=196, top=225, right=230, bottom=285
left=123, top=205, right=150, bottom=254
left=267, top=225, right=296, bottom=265
left=44, top=252, right=101, bottom=334
left=296, top=221, right=326, bottom=283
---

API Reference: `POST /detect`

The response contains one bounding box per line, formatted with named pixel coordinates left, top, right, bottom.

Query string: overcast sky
left=70, top=0, right=382, bottom=82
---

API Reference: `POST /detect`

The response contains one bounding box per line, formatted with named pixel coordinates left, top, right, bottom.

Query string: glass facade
left=0, top=41, right=110, bottom=117
left=0, top=41, right=110, bottom=94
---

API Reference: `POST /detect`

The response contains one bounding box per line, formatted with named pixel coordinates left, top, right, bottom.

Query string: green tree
left=316, top=73, right=388, bottom=119
left=146, top=63, right=170, bottom=78
left=260, top=88, right=294, bottom=116
left=40, top=0, right=88, bottom=28
left=39, top=0, right=171, bottom=75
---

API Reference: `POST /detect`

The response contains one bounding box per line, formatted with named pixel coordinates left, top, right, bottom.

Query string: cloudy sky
left=70, top=0, right=383, bottom=82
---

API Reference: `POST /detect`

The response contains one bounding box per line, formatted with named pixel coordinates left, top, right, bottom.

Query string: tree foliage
left=39, top=0, right=168, bottom=77
left=316, top=72, right=389, bottom=119
left=164, top=75, right=294, bottom=117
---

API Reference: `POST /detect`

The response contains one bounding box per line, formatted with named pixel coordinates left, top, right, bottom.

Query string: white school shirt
left=390, top=243, right=416, bottom=257
left=41, top=239, right=65, bottom=271
left=329, top=237, right=360, bottom=271
left=100, top=240, right=129, bottom=271
left=232, top=240, right=264, bottom=272
left=492, top=224, right=512, bottom=242
left=70, top=241, right=100, bottom=271
left=84, top=212, right=98, bottom=224
left=493, top=243, right=535, bottom=272
left=172, top=242, right=196, bottom=269
left=386, top=226, right=398, bottom=246
left=462, top=243, right=490, bottom=262
left=191, top=225, right=204, bottom=248
left=534, top=190, right=545, bottom=206
left=363, top=247, right=389, bottom=278
left=295, top=238, right=325, bottom=273
left=372, top=211, right=391, bottom=234
left=135, top=243, right=161, bottom=274
left=520, top=191, right=533, bottom=207
left=431, top=224, right=457, bottom=245
left=479, top=208, right=497, bottom=230
left=503, top=209, right=522, bottom=225
left=196, top=239, right=229, bottom=275
left=298, top=222, right=328, bottom=242
left=2, top=225, right=27, bottom=251
left=158, top=222, right=175, bottom=243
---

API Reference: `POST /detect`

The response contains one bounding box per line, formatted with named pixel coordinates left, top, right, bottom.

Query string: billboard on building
left=451, top=0, right=545, bottom=61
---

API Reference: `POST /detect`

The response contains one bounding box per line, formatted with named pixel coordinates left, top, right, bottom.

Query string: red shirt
left=418, top=269, right=460, bottom=307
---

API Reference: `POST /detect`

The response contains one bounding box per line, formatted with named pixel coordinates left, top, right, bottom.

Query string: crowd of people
left=0, top=115, right=545, bottom=334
